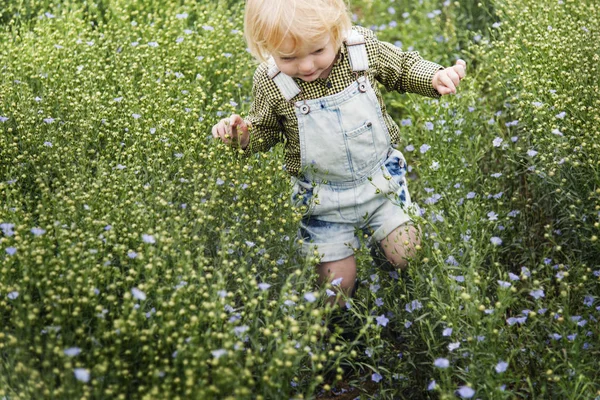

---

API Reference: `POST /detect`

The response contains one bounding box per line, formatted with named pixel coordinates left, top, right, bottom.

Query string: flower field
left=1, top=0, right=599, bottom=399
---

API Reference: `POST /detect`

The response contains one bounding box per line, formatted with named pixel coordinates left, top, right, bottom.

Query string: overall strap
left=267, top=62, right=301, bottom=102
left=344, top=30, right=369, bottom=72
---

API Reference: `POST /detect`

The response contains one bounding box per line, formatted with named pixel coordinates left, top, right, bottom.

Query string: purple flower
left=583, top=296, right=594, bottom=307
left=401, top=118, right=412, bottom=126
left=258, top=283, right=271, bottom=291
left=376, top=314, right=389, bottom=327
left=425, top=122, right=434, bottom=131
left=427, top=380, right=436, bottom=390
left=492, top=137, right=503, bottom=147
left=457, top=386, right=475, bottom=398
left=497, top=280, right=511, bottom=288
left=5, top=247, right=17, bottom=255
left=372, top=373, right=383, bottom=383
left=448, top=342, right=460, bottom=351
left=420, top=144, right=431, bottom=154
left=466, top=192, right=476, bottom=199
left=487, top=211, right=498, bottom=221
left=434, top=358, right=449, bottom=368
left=7, top=291, right=19, bottom=300
left=442, top=327, right=453, bottom=336
left=495, top=361, right=508, bottom=373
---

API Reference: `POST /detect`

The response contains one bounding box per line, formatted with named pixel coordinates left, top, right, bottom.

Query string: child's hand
left=432, top=59, right=467, bottom=95
left=211, top=114, right=250, bottom=149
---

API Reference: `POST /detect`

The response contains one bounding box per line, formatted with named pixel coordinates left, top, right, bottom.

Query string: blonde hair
left=244, top=0, right=353, bottom=63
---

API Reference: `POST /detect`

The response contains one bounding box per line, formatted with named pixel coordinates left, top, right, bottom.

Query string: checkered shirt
left=244, top=25, right=443, bottom=176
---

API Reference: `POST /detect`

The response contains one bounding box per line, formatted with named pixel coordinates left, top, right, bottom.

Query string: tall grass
left=1, top=0, right=599, bottom=398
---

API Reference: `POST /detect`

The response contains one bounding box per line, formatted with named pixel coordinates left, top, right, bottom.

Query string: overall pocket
left=344, top=120, right=378, bottom=177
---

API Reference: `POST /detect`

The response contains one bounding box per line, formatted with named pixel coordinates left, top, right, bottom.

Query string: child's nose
left=298, top=57, right=314, bottom=73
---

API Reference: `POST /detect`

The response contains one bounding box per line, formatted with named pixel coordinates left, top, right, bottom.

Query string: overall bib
left=269, top=30, right=417, bottom=262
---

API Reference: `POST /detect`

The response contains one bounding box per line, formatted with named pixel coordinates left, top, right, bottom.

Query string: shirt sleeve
left=244, top=67, right=284, bottom=153
left=375, top=40, right=443, bottom=98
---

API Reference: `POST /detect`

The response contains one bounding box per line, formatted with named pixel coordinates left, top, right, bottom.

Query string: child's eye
left=313, top=48, right=324, bottom=54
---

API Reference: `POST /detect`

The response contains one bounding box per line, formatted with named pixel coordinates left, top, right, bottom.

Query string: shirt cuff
left=407, top=60, right=444, bottom=98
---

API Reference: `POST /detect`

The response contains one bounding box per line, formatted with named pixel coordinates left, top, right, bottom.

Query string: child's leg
left=379, top=223, right=421, bottom=269
left=316, top=255, right=357, bottom=307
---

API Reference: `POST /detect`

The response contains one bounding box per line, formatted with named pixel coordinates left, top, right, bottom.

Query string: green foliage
left=1, top=0, right=599, bottom=399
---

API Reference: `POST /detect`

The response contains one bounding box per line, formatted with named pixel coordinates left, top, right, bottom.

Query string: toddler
left=212, top=0, right=466, bottom=304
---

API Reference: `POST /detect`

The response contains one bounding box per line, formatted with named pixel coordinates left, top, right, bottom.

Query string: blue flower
left=448, top=342, right=460, bottom=351
left=442, top=327, right=453, bottom=336
left=258, top=283, right=271, bottom=291
left=549, top=333, right=562, bottom=340
left=420, top=144, right=431, bottom=154
left=131, top=287, right=146, bottom=301
left=583, top=296, right=594, bottom=307
left=506, top=316, right=527, bottom=326
left=376, top=314, right=389, bottom=327
left=427, top=380, right=436, bottom=391
left=434, top=358, right=449, bottom=368
left=5, top=247, right=17, bottom=255
left=142, top=234, right=155, bottom=244
left=457, top=386, right=475, bottom=398
left=371, top=373, right=383, bottom=383
left=64, top=347, right=82, bottom=357
left=490, top=236, right=502, bottom=246
left=495, top=361, right=508, bottom=373
left=497, top=280, right=511, bottom=288
left=7, top=291, right=19, bottom=300
left=74, top=368, right=90, bottom=382
left=31, top=227, right=46, bottom=236
left=304, top=292, right=317, bottom=303
left=405, top=300, right=423, bottom=313
left=529, top=289, right=545, bottom=299
left=211, top=349, right=227, bottom=359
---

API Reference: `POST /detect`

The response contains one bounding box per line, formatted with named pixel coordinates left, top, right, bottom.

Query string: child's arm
left=212, top=114, right=250, bottom=149
left=432, top=60, right=467, bottom=95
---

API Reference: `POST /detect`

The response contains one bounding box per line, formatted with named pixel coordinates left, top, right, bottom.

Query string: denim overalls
left=269, top=30, right=417, bottom=262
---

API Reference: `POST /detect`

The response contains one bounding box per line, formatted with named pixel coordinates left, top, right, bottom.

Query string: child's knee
left=381, top=224, right=421, bottom=269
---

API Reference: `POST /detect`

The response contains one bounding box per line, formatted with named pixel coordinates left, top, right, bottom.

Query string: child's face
left=273, top=35, right=339, bottom=82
